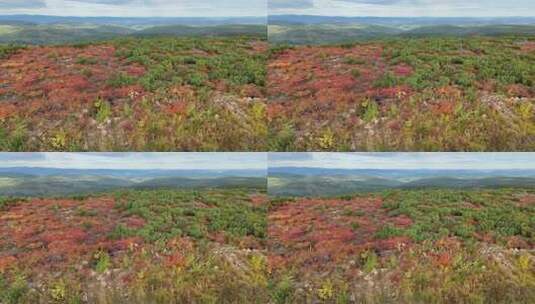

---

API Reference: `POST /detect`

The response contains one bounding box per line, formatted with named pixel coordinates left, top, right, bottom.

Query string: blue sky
left=0, top=0, right=266, bottom=17
left=269, top=153, right=535, bottom=170
left=269, top=0, right=535, bottom=17
left=0, top=153, right=267, bottom=170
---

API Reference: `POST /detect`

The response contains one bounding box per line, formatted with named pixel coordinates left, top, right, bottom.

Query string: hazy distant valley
left=0, top=15, right=266, bottom=44
left=269, top=168, right=535, bottom=196
left=269, top=15, right=535, bottom=44
left=0, top=168, right=266, bottom=196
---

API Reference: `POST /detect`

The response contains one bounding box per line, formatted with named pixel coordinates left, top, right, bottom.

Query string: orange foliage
left=249, top=194, right=268, bottom=207
left=0, top=197, right=144, bottom=279
left=268, top=44, right=416, bottom=135
left=268, top=197, right=413, bottom=274
left=0, top=256, right=17, bottom=272
left=0, top=44, right=146, bottom=123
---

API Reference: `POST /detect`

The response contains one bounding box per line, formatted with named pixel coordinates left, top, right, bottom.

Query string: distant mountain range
left=269, top=167, right=535, bottom=178
left=269, top=168, right=535, bottom=196
left=269, top=15, right=535, bottom=26
left=268, top=15, right=535, bottom=44
left=0, top=167, right=266, bottom=197
left=0, top=15, right=266, bottom=27
left=0, top=167, right=266, bottom=178
left=0, top=15, right=266, bottom=44
left=3, top=166, right=535, bottom=197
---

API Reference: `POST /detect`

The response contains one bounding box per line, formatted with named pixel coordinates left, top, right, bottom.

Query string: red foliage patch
left=268, top=197, right=413, bottom=273
left=249, top=194, right=268, bottom=207
left=428, top=238, right=463, bottom=268
left=248, top=41, right=268, bottom=54
left=124, top=216, right=147, bottom=229
left=0, top=44, right=146, bottom=120
left=519, top=41, right=535, bottom=53
left=506, top=84, right=532, bottom=98
left=269, top=45, right=386, bottom=102
left=392, top=64, right=413, bottom=77
left=165, top=102, right=189, bottom=115
left=367, top=85, right=412, bottom=101
left=0, top=256, right=17, bottom=272
left=0, top=197, right=143, bottom=279
left=124, top=66, right=146, bottom=77
left=101, top=84, right=146, bottom=100
left=517, top=194, right=535, bottom=207
left=268, top=44, right=414, bottom=133
left=0, top=104, right=18, bottom=119
left=506, top=236, right=530, bottom=249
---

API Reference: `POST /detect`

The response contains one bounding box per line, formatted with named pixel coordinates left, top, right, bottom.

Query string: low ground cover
left=268, top=36, right=535, bottom=151
left=0, top=36, right=267, bottom=151
left=268, top=189, right=535, bottom=303
left=0, top=188, right=268, bottom=303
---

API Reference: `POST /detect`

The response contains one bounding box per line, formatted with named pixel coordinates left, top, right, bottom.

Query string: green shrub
left=107, top=73, right=136, bottom=88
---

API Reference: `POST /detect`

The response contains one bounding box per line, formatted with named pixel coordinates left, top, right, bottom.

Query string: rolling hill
left=268, top=169, right=535, bottom=196
left=136, top=24, right=266, bottom=37
left=269, top=15, right=535, bottom=26
left=0, top=24, right=135, bottom=44
left=268, top=16, right=535, bottom=44
left=0, top=15, right=267, bottom=44
left=0, top=15, right=266, bottom=27
left=0, top=168, right=266, bottom=197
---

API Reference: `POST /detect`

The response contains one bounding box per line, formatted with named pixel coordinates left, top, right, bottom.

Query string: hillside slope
left=269, top=189, right=535, bottom=303
left=0, top=188, right=269, bottom=303
left=268, top=36, right=535, bottom=151
left=0, top=36, right=267, bottom=151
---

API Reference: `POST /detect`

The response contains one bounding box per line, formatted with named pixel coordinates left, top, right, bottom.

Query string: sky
left=1, top=153, right=534, bottom=171
left=3, top=0, right=532, bottom=18
left=269, top=153, right=535, bottom=170
left=0, top=153, right=267, bottom=170
left=0, top=0, right=266, bottom=17
left=269, top=0, right=535, bottom=17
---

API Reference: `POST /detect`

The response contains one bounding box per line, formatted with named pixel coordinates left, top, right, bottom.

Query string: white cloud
left=0, top=0, right=46, bottom=8
left=0, top=0, right=266, bottom=17
left=269, top=153, right=535, bottom=170
left=2, top=153, right=534, bottom=172
left=269, top=0, right=313, bottom=9
left=269, top=0, right=535, bottom=17
left=0, top=153, right=267, bottom=170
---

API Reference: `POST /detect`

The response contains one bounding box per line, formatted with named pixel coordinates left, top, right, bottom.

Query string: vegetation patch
left=0, top=36, right=267, bottom=151
left=268, top=189, right=535, bottom=303
left=0, top=188, right=268, bottom=303
left=268, top=36, right=535, bottom=151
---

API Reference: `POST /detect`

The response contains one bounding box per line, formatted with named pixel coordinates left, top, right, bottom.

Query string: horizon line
left=269, top=167, right=535, bottom=170
left=268, top=14, right=535, bottom=18
left=0, top=167, right=265, bottom=170
left=0, top=14, right=266, bottom=19
left=2, top=14, right=533, bottom=19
